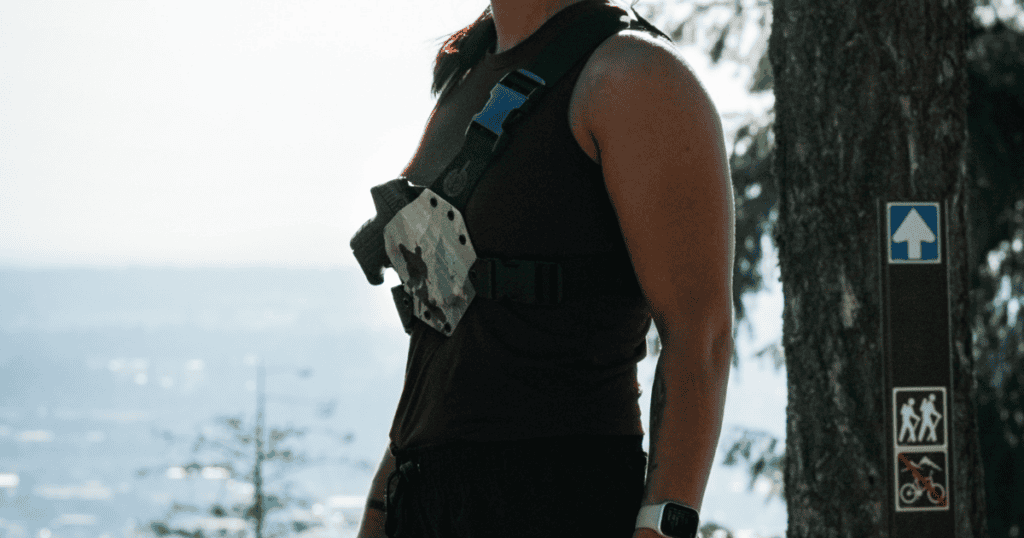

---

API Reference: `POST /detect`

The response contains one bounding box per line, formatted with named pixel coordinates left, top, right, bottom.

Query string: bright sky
left=0, top=0, right=771, bottom=268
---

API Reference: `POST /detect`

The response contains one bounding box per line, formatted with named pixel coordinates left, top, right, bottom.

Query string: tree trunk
left=254, top=360, right=265, bottom=538
left=768, top=0, right=988, bottom=536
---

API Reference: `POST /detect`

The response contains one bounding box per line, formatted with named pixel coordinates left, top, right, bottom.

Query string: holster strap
left=469, top=258, right=564, bottom=304
left=391, top=285, right=416, bottom=335
left=472, top=255, right=637, bottom=304
left=391, top=254, right=639, bottom=334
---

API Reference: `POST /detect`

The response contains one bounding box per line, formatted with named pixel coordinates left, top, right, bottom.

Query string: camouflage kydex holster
left=382, top=188, right=477, bottom=337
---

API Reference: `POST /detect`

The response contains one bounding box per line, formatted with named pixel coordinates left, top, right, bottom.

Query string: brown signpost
left=878, top=198, right=956, bottom=537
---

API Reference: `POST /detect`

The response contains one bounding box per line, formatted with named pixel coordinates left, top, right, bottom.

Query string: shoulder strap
left=425, top=4, right=636, bottom=209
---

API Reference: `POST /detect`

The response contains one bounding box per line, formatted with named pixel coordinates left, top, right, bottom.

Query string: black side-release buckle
left=470, top=258, right=564, bottom=305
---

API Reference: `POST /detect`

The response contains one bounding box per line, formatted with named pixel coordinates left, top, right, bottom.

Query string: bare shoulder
left=574, top=29, right=715, bottom=159
left=586, top=28, right=688, bottom=79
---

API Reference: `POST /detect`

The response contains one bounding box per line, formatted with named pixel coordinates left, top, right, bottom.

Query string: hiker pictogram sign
left=893, top=387, right=947, bottom=449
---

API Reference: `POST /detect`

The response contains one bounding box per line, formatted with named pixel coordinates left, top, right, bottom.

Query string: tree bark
left=768, top=0, right=988, bottom=536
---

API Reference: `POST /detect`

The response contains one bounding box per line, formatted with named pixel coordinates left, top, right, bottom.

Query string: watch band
left=636, top=503, right=668, bottom=536
left=635, top=502, right=699, bottom=538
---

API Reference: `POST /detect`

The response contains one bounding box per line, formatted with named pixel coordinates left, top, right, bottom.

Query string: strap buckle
left=471, top=258, right=564, bottom=305
left=466, top=69, right=546, bottom=150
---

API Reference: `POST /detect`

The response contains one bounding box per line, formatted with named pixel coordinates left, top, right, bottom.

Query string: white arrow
left=892, top=208, right=936, bottom=260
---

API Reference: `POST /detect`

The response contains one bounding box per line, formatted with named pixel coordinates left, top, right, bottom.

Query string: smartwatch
left=635, top=501, right=700, bottom=538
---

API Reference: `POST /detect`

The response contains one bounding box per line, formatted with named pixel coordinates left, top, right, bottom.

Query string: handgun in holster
left=349, top=178, right=424, bottom=334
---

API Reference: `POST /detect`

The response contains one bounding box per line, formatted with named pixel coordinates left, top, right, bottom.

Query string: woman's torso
left=388, top=0, right=669, bottom=452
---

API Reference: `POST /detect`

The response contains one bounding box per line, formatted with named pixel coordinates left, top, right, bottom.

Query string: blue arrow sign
left=888, top=203, right=940, bottom=264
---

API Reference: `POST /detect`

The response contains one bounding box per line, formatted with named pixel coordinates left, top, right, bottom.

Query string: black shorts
left=385, top=434, right=647, bottom=538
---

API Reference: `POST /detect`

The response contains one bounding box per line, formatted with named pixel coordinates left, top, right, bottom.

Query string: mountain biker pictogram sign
left=895, top=450, right=949, bottom=512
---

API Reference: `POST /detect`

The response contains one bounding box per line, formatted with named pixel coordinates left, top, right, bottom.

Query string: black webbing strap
left=468, top=255, right=640, bottom=304
left=428, top=6, right=636, bottom=209
left=393, top=253, right=641, bottom=334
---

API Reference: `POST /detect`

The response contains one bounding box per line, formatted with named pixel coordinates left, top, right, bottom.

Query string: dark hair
left=428, top=0, right=641, bottom=101
left=428, top=7, right=497, bottom=102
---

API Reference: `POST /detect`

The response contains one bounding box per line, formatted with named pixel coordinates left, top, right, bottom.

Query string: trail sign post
left=878, top=198, right=955, bottom=537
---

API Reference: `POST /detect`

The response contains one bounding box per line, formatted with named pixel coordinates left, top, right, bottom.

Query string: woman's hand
left=358, top=446, right=396, bottom=538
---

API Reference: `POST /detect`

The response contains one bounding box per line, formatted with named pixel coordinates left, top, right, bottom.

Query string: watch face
left=661, top=503, right=700, bottom=538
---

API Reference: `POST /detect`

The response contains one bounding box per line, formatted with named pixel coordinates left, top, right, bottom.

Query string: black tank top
left=389, top=0, right=671, bottom=452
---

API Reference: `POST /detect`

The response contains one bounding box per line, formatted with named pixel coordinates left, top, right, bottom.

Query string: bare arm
left=584, top=31, right=735, bottom=535
left=356, top=446, right=396, bottom=538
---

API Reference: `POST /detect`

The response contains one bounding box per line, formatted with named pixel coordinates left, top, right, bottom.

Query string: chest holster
left=352, top=6, right=672, bottom=336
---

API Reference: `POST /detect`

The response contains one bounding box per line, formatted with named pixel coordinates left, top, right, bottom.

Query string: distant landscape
left=0, top=266, right=788, bottom=538
left=0, top=267, right=411, bottom=538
